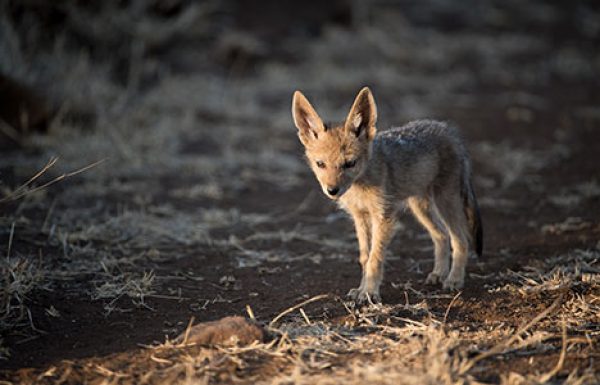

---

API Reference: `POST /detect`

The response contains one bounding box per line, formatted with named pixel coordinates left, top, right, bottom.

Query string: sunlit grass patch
left=92, top=270, right=157, bottom=314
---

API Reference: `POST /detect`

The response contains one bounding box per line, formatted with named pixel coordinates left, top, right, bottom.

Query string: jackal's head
left=292, top=87, right=377, bottom=200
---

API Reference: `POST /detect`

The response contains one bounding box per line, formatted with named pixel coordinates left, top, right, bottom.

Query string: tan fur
left=292, top=87, right=482, bottom=303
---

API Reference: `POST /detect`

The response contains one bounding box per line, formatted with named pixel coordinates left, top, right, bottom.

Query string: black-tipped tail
left=464, top=179, right=483, bottom=257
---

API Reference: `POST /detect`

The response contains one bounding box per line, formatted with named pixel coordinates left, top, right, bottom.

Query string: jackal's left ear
left=345, top=87, right=377, bottom=140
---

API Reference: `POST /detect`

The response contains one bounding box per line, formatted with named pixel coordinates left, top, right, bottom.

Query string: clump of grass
left=0, top=257, right=45, bottom=332
left=92, top=270, right=156, bottom=314
left=490, top=248, right=600, bottom=331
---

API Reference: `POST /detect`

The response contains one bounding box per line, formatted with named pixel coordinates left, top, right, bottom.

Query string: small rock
left=176, top=316, right=266, bottom=347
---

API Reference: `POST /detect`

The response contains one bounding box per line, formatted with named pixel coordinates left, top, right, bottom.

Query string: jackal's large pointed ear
left=292, top=91, right=324, bottom=146
left=344, top=87, right=377, bottom=140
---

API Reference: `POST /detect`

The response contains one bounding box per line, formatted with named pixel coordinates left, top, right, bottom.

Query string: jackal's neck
left=355, top=142, right=385, bottom=186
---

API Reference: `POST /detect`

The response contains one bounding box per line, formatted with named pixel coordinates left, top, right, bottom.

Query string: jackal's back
left=365, top=120, right=464, bottom=196
left=376, top=119, right=465, bottom=159
left=374, top=119, right=482, bottom=256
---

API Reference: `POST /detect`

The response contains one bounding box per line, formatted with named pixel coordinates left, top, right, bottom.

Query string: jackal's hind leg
left=408, top=197, right=450, bottom=285
left=435, top=192, right=469, bottom=290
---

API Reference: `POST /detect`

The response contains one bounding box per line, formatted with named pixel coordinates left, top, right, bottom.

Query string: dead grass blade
left=443, top=290, right=462, bottom=324
left=0, top=157, right=107, bottom=203
left=537, top=317, right=568, bottom=383
left=178, top=316, right=195, bottom=347
left=6, top=222, right=15, bottom=259
left=246, top=304, right=256, bottom=321
left=12, top=156, right=59, bottom=194
left=269, top=294, right=331, bottom=328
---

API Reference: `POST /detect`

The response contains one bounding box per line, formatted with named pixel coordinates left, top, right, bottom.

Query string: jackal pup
left=292, top=87, right=482, bottom=302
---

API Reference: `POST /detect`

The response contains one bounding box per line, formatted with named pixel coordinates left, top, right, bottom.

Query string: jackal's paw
left=425, top=272, right=445, bottom=285
left=347, top=287, right=381, bottom=304
left=442, top=275, right=464, bottom=290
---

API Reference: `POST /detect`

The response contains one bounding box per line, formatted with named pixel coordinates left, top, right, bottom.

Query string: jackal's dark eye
left=342, top=159, right=357, bottom=169
left=316, top=160, right=326, bottom=169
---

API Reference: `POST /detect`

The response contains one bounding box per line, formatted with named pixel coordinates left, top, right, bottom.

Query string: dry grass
left=0, top=257, right=45, bottom=336
left=15, top=269, right=599, bottom=384
left=4, top=247, right=599, bottom=382
left=193, top=247, right=599, bottom=385
left=490, top=248, right=600, bottom=328
left=92, top=270, right=157, bottom=314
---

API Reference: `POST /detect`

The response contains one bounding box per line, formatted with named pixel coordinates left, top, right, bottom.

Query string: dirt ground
left=0, top=1, right=599, bottom=384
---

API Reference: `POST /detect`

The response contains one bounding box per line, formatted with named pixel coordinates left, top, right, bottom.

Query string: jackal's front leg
left=347, top=210, right=371, bottom=300
left=349, top=214, right=395, bottom=304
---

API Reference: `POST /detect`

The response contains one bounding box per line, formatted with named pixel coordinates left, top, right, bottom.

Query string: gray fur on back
left=361, top=119, right=468, bottom=201
left=370, top=119, right=482, bottom=256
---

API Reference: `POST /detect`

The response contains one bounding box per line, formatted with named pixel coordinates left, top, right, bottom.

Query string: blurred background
left=1, top=0, right=599, bottom=168
left=0, top=0, right=599, bottom=370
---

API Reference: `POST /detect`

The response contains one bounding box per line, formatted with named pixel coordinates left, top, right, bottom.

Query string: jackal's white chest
left=338, top=183, right=384, bottom=215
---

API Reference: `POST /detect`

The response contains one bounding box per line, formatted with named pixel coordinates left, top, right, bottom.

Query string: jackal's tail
left=462, top=163, right=483, bottom=257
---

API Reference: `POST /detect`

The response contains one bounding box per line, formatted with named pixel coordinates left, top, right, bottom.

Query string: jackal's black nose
left=327, top=186, right=340, bottom=196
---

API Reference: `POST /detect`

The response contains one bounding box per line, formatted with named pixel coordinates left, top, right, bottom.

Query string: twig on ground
left=269, top=294, right=331, bottom=328
left=443, top=291, right=462, bottom=324
left=246, top=304, right=256, bottom=321
left=299, top=308, right=312, bottom=325
left=178, top=316, right=195, bottom=347
left=538, top=316, right=568, bottom=383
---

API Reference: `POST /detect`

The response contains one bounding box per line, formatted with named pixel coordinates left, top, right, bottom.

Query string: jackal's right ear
left=292, top=91, right=324, bottom=146
left=345, top=87, right=377, bottom=140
